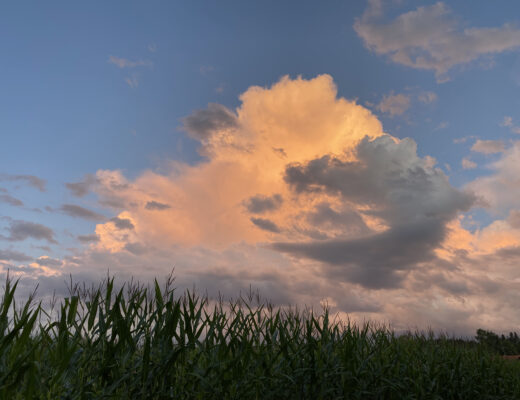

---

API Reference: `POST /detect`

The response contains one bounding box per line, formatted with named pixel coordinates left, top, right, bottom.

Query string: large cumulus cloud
left=7, top=74, right=520, bottom=335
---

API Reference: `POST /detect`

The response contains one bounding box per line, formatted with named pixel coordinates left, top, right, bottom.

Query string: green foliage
left=475, top=328, right=520, bottom=356
left=0, top=274, right=519, bottom=399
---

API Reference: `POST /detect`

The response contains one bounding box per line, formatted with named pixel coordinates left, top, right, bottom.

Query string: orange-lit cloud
left=8, top=75, right=520, bottom=335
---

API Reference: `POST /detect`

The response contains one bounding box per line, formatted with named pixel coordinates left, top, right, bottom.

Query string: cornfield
left=0, top=274, right=519, bottom=399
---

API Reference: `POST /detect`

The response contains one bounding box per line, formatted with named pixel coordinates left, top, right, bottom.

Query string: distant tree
left=476, top=329, right=520, bottom=355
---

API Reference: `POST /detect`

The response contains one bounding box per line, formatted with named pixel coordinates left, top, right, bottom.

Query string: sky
left=2, top=0, right=520, bottom=335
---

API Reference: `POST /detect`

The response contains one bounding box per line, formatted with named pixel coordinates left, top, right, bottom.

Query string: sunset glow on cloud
left=2, top=1, right=520, bottom=335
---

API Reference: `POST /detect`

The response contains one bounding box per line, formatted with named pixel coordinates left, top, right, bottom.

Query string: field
left=1, top=275, right=520, bottom=399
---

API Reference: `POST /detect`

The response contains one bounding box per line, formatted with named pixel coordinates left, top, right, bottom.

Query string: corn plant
left=0, top=274, right=519, bottom=399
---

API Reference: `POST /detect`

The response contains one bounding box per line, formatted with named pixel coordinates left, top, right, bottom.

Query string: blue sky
left=2, top=0, right=520, bottom=334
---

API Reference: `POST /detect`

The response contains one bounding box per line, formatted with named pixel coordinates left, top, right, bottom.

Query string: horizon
left=2, top=0, right=520, bottom=336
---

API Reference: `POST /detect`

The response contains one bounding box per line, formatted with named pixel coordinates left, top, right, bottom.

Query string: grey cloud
left=35, top=256, right=63, bottom=267
left=77, top=234, right=100, bottom=243
left=250, top=217, right=281, bottom=233
left=272, top=147, right=287, bottom=158
left=111, top=217, right=134, bottom=230
left=285, top=136, right=473, bottom=226
left=274, top=221, right=443, bottom=289
left=471, top=139, right=505, bottom=154
left=508, top=210, right=520, bottom=229
left=2, top=220, right=57, bottom=244
left=181, top=103, right=238, bottom=141
left=495, top=245, right=520, bottom=259
left=59, top=204, right=106, bottom=221
left=278, top=135, right=474, bottom=289
left=0, top=194, right=23, bottom=207
left=99, top=197, right=127, bottom=209
left=354, top=2, right=520, bottom=81
left=0, top=249, right=32, bottom=262
left=124, top=242, right=149, bottom=255
left=244, top=194, right=283, bottom=214
left=145, top=201, right=171, bottom=211
left=0, top=174, right=46, bottom=191
left=182, top=269, right=294, bottom=306
left=413, top=270, right=471, bottom=296
left=306, top=202, right=370, bottom=236
left=65, top=174, right=97, bottom=197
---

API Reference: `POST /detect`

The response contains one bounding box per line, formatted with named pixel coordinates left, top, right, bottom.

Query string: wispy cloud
left=418, top=91, right=437, bottom=104
left=0, top=174, right=46, bottom=191
left=65, top=174, right=97, bottom=197
left=145, top=201, right=171, bottom=211
left=376, top=93, right=410, bottom=116
left=58, top=204, right=106, bottom=221
left=77, top=234, right=100, bottom=243
left=0, top=249, right=32, bottom=262
left=0, top=194, right=23, bottom=207
left=1, top=220, right=57, bottom=244
left=108, top=56, right=153, bottom=68
left=500, top=116, right=520, bottom=134
left=375, top=89, right=437, bottom=118
left=199, top=65, right=214, bottom=75
left=434, top=122, right=448, bottom=131
left=34, top=256, right=62, bottom=267
left=355, top=2, right=520, bottom=82
left=471, top=139, right=505, bottom=154
left=462, top=157, right=477, bottom=170
left=125, top=74, right=139, bottom=89
left=215, top=83, right=225, bottom=94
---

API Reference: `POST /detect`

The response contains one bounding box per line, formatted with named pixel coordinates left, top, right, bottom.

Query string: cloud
left=500, top=116, right=520, bottom=134
left=215, top=83, right=225, bottom=94
left=244, top=194, right=283, bottom=214
left=502, top=116, right=513, bottom=126
left=13, top=74, right=520, bottom=334
left=110, top=217, right=134, bottom=230
left=462, top=158, right=477, bottom=169
left=0, top=194, right=23, bottom=207
left=59, top=204, right=106, bottom=221
left=467, top=141, right=520, bottom=212
left=125, top=74, right=139, bottom=89
left=2, top=220, right=57, bottom=244
left=0, top=249, right=32, bottom=262
left=199, top=65, right=215, bottom=75
left=181, top=103, right=238, bottom=142
left=66, top=174, right=97, bottom=197
left=508, top=210, right=520, bottom=229
left=277, top=135, right=474, bottom=288
left=354, top=2, right=520, bottom=81
left=418, top=91, right=437, bottom=104
left=0, top=174, right=46, bottom=191
left=145, top=201, right=171, bottom=211
left=35, top=256, right=63, bottom=268
left=471, top=139, right=505, bottom=154
left=77, top=234, right=100, bottom=243
left=306, top=202, right=370, bottom=237
left=250, top=217, right=281, bottom=233
left=376, top=93, right=410, bottom=116
left=434, top=122, right=448, bottom=131
left=108, top=56, right=153, bottom=68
